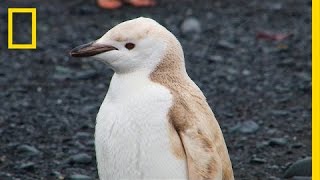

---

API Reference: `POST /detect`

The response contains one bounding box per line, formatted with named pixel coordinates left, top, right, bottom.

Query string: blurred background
left=0, top=0, right=311, bottom=179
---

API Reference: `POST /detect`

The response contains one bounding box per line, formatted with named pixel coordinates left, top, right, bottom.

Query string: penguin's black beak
left=70, top=41, right=118, bottom=57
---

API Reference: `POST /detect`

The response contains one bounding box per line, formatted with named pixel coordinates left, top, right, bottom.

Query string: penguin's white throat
left=107, top=70, right=153, bottom=102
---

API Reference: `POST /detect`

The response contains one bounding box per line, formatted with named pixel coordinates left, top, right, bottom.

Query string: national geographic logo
left=8, top=8, right=37, bottom=49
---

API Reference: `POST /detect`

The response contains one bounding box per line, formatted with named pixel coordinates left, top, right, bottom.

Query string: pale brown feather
left=150, top=35, right=234, bottom=180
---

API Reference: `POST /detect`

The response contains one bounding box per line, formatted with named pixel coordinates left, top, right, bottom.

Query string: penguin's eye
left=125, top=43, right=135, bottom=50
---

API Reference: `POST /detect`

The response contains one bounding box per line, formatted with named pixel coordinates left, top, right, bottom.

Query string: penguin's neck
left=106, top=70, right=152, bottom=101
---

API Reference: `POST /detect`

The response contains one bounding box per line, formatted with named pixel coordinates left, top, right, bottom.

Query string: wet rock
left=230, top=121, right=259, bottom=134
left=267, top=2, right=283, bottom=10
left=217, top=40, right=236, bottom=50
left=250, top=157, right=266, bottom=164
left=296, top=72, right=311, bottom=82
left=181, top=17, right=202, bottom=34
left=271, top=110, right=289, bottom=116
left=0, top=173, right=13, bottom=179
left=73, top=70, right=98, bottom=80
left=68, top=153, right=92, bottom=164
left=256, top=141, right=269, bottom=149
left=50, top=171, right=64, bottom=180
left=209, top=55, right=223, bottom=62
left=291, top=143, right=304, bottom=149
left=292, top=176, right=311, bottom=180
left=268, top=138, right=288, bottom=146
left=17, top=145, right=40, bottom=156
left=81, top=104, right=98, bottom=114
left=74, top=132, right=91, bottom=140
left=284, top=157, right=312, bottom=178
left=67, top=174, right=92, bottom=180
left=52, top=66, right=73, bottom=80
left=268, top=176, right=281, bottom=180
left=242, top=69, right=251, bottom=76
left=19, top=162, right=35, bottom=171
left=86, top=140, right=95, bottom=146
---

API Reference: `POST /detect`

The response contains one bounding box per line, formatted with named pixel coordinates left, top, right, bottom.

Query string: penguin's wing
left=169, top=96, right=225, bottom=180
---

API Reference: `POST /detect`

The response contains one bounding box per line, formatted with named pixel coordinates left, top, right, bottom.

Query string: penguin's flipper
left=169, top=97, right=225, bottom=180
left=178, top=127, right=223, bottom=180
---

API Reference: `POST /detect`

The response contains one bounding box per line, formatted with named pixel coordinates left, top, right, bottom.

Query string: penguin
left=70, top=17, right=234, bottom=180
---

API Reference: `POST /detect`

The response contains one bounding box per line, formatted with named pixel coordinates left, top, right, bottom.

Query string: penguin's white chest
left=95, top=82, right=187, bottom=180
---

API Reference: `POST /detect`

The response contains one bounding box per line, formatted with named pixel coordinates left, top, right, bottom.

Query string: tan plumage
left=150, top=29, right=234, bottom=180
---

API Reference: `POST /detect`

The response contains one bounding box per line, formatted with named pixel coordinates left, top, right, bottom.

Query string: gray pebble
left=19, top=162, right=35, bottom=171
left=267, top=2, right=283, bottom=10
left=269, top=138, right=288, bottom=146
left=67, top=174, right=92, bottom=180
left=217, top=40, right=235, bottom=50
left=52, top=66, right=74, bottom=80
left=292, top=176, right=311, bottom=180
left=271, top=110, right=289, bottom=116
left=209, top=55, right=223, bottom=62
left=81, top=104, right=98, bottom=114
left=181, top=17, right=201, bottom=34
left=73, top=70, right=98, bottom=80
left=291, top=143, right=304, bottom=149
left=284, top=157, right=311, bottom=178
left=296, top=72, right=311, bottom=82
left=74, top=132, right=91, bottom=140
left=69, top=153, right=92, bottom=164
left=250, top=157, right=266, bottom=164
left=17, top=145, right=40, bottom=156
left=50, top=171, right=64, bottom=179
left=256, top=141, right=269, bottom=149
left=230, top=121, right=259, bottom=134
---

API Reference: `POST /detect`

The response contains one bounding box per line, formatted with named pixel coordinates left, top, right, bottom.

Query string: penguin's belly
left=95, top=85, right=187, bottom=180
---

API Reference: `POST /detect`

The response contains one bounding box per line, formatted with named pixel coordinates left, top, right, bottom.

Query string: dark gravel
left=0, top=0, right=311, bottom=179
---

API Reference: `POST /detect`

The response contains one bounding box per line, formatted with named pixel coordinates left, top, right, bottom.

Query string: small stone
left=269, top=165, right=280, bottom=169
left=68, top=174, right=92, bottom=180
left=242, top=69, right=251, bottom=76
left=267, top=2, right=283, bottom=10
left=209, top=55, right=223, bottom=62
left=284, top=157, right=311, bottom=178
left=256, top=141, right=269, bottom=149
left=292, top=176, right=311, bottom=180
left=74, top=132, right=91, bottom=140
left=50, top=171, right=64, bottom=180
left=291, top=143, right=304, bottom=149
left=56, top=99, right=63, bottom=104
left=0, top=155, right=6, bottom=163
left=180, top=17, right=202, bottom=34
left=73, top=70, right=98, bottom=80
left=277, top=58, right=294, bottom=66
left=17, top=145, right=40, bottom=156
left=271, top=110, right=289, bottom=116
left=268, top=138, right=288, bottom=146
left=69, top=153, right=92, bottom=164
left=296, top=72, right=311, bottom=82
left=206, top=12, right=214, bottom=19
left=268, top=176, right=280, bottom=180
left=250, top=157, right=266, bottom=164
left=230, top=121, right=259, bottom=134
left=82, top=104, right=98, bottom=114
left=217, top=40, right=235, bottom=50
left=86, top=140, right=95, bottom=146
left=52, top=66, right=74, bottom=80
left=55, top=66, right=73, bottom=74
left=19, top=162, right=35, bottom=171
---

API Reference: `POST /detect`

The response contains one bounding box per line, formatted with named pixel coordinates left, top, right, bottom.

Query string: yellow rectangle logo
left=8, top=8, right=37, bottom=49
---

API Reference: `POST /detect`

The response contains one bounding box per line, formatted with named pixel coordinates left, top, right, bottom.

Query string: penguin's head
left=70, top=17, right=184, bottom=74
